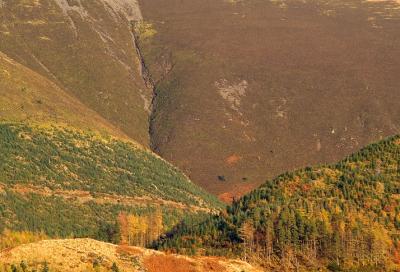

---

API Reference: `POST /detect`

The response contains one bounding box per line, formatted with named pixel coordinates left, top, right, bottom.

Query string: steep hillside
left=0, top=238, right=261, bottom=272
left=156, top=135, right=400, bottom=271
left=0, top=0, right=227, bottom=256
left=0, top=51, right=127, bottom=139
left=0, top=122, right=222, bottom=244
left=0, top=0, right=151, bottom=145
left=137, top=0, right=400, bottom=199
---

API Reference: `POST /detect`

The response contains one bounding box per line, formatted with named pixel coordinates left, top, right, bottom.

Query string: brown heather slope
left=0, top=239, right=261, bottom=272
left=0, top=0, right=151, bottom=145
left=138, top=0, right=400, bottom=199
left=0, top=51, right=128, bottom=139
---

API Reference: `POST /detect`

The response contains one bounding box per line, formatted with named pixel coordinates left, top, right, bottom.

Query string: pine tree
left=111, top=262, right=119, bottom=272
left=42, top=262, right=49, bottom=272
left=20, top=261, right=27, bottom=272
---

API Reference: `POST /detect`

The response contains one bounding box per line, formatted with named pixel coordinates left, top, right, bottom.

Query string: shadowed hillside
left=138, top=0, right=400, bottom=199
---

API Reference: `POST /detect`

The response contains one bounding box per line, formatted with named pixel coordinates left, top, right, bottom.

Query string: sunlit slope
left=0, top=238, right=261, bottom=272
left=0, top=0, right=151, bottom=145
left=0, top=51, right=127, bottom=138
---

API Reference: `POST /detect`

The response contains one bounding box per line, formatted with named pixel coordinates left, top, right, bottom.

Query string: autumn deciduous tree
left=0, top=229, right=48, bottom=250
left=117, top=209, right=164, bottom=247
left=117, top=213, right=129, bottom=245
left=147, top=208, right=163, bottom=244
left=239, top=220, right=254, bottom=262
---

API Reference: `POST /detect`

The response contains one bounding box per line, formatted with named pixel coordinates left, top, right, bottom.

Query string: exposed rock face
left=0, top=0, right=151, bottom=145
left=53, top=0, right=143, bottom=21
left=0, top=238, right=262, bottom=272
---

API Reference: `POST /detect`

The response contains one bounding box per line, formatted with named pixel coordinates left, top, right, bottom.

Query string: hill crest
left=0, top=238, right=262, bottom=272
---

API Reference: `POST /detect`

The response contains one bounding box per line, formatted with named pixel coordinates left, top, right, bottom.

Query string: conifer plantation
left=156, top=135, right=400, bottom=271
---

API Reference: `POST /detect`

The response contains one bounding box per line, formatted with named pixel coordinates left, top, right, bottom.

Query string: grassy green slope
left=0, top=122, right=222, bottom=242
left=0, top=51, right=128, bottom=139
left=156, top=135, right=400, bottom=271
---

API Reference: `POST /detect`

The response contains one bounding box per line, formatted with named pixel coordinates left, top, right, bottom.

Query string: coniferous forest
left=155, top=135, right=400, bottom=271
left=0, top=122, right=220, bottom=248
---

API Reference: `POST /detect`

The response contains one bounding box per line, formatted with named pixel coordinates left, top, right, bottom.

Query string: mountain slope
left=0, top=0, right=226, bottom=252
left=0, top=0, right=151, bottom=145
left=0, top=51, right=127, bottom=139
left=0, top=122, right=222, bottom=244
left=156, top=135, right=400, bottom=271
left=137, top=0, right=400, bottom=199
left=0, top=238, right=261, bottom=272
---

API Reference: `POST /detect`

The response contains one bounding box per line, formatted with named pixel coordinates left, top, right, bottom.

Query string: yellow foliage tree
left=0, top=229, right=48, bottom=250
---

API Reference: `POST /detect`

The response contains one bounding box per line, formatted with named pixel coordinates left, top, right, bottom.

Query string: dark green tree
left=111, top=262, right=119, bottom=272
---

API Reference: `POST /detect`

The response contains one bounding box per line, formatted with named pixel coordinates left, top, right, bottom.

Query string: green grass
left=0, top=51, right=127, bottom=139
